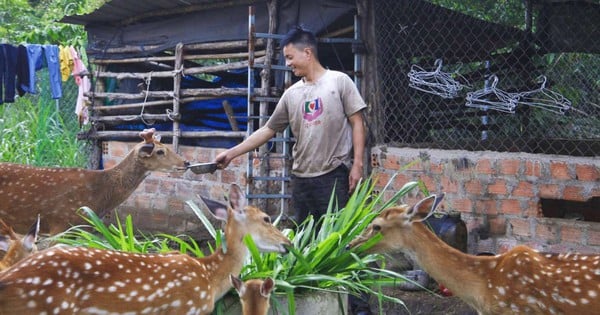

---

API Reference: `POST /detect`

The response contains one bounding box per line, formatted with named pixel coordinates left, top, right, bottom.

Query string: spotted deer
left=0, top=184, right=291, bottom=314
left=230, top=275, right=275, bottom=315
left=349, top=193, right=600, bottom=315
left=0, top=128, right=189, bottom=234
left=0, top=216, right=40, bottom=271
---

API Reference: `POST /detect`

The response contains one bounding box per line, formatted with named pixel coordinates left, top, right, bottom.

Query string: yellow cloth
left=59, top=45, right=74, bottom=82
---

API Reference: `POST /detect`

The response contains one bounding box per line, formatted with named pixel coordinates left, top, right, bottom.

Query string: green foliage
left=0, top=78, right=87, bottom=167
left=193, top=176, right=423, bottom=315
left=0, top=0, right=105, bottom=46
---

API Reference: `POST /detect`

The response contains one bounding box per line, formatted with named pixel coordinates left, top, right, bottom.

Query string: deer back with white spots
left=348, top=193, right=600, bottom=315
left=0, top=184, right=291, bottom=314
left=0, top=128, right=189, bottom=234
left=230, top=275, right=274, bottom=315
left=0, top=216, right=40, bottom=271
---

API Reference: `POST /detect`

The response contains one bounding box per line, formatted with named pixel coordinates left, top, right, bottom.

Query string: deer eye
left=156, top=150, right=165, bottom=156
left=263, top=216, right=271, bottom=224
left=372, top=225, right=381, bottom=232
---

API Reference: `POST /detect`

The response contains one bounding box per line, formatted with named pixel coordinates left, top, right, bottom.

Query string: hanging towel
left=0, top=44, right=18, bottom=104
left=59, top=45, right=74, bottom=82
left=43, top=45, right=62, bottom=99
left=70, top=47, right=90, bottom=126
left=20, top=44, right=44, bottom=94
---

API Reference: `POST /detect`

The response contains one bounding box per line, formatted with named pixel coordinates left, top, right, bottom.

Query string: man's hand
left=348, top=164, right=362, bottom=194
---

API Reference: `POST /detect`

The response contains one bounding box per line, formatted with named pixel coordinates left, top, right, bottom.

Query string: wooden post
left=173, top=43, right=184, bottom=152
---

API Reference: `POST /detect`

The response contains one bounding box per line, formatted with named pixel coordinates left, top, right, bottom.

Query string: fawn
left=0, top=184, right=291, bottom=314
left=0, top=216, right=40, bottom=271
left=230, top=274, right=275, bottom=315
left=349, top=193, right=600, bottom=315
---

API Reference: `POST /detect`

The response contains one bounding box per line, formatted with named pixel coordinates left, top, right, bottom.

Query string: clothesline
left=0, top=44, right=90, bottom=125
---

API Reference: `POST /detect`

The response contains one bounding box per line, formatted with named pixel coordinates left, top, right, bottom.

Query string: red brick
left=561, top=225, right=583, bottom=243
left=144, top=178, right=160, bottom=193
left=103, top=158, right=118, bottom=169
left=488, top=179, right=507, bottom=195
left=500, top=199, right=522, bottom=215
left=550, top=161, right=571, bottom=180
left=539, top=184, right=560, bottom=198
left=405, top=159, right=424, bottom=172
left=418, top=175, right=436, bottom=193
left=382, top=154, right=400, bottom=170
left=510, top=219, right=531, bottom=237
left=499, top=159, right=520, bottom=175
left=465, top=179, right=483, bottom=194
left=451, top=198, right=472, bottom=213
left=476, top=159, right=494, bottom=175
left=535, top=222, right=559, bottom=242
left=575, top=164, right=599, bottom=181
left=489, top=216, right=507, bottom=235
left=440, top=176, right=459, bottom=193
left=109, top=142, right=128, bottom=158
left=374, top=171, right=391, bottom=188
left=512, top=181, right=534, bottom=198
left=393, top=174, right=412, bottom=190
left=524, top=160, right=542, bottom=177
left=523, top=200, right=542, bottom=218
left=429, top=162, right=444, bottom=174
left=563, top=185, right=586, bottom=202
left=588, top=229, right=600, bottom=246
left=475, top=199, right=497, bottom=215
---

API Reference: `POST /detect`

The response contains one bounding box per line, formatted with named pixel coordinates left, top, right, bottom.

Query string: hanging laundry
left=59, top=45, right=74, bottom=82
left=0, top=44, right=18, bottom=104
left=70, top=47, right=90, bottom=126
left=20, top=44, right=44, bottom=94
left=16, top=44, right=30, bottom=97
left=43, top=45, right=62, bottom=99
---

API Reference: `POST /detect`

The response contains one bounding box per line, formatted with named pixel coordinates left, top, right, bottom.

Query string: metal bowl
left=187, top=162, right=218, bottom=174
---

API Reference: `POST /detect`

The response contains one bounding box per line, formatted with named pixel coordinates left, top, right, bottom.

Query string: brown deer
left=348, top=193, right=600, bottom=315
left=0, top=183, right=291, bottom=314
left=0, top=216, right=40, bottom=271
left=230, top=275, right=275, bottom=315
left=0, top=128, right=189, bottom=234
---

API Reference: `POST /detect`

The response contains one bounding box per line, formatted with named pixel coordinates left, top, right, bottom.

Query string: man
left=214, top=26, right=371, bottom=315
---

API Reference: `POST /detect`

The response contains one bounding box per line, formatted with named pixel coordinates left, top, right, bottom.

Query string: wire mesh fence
left=372, top=0, right=599, bottom=157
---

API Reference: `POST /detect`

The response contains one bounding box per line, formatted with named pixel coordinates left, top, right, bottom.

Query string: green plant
left=188, top=175, right=422, bottom=315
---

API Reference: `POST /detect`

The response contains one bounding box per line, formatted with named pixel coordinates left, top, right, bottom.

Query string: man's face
left=283, top=43, right=309, bottom=77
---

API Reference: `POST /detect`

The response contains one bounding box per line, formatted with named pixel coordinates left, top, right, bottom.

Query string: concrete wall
left=370, top=146, right=600, bottom=254
left=103, top=140, right=599, bottom=254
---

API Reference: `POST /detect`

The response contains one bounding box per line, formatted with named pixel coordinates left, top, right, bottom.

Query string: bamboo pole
left=93, top=114, right=174, bottom=124
left=78, top=130, right=246, bottom=140
left=173, top=43, right=184, bottom=152
left=91, top=50, right=266, bottom=64
left=94, top=96, right=216, bottom=111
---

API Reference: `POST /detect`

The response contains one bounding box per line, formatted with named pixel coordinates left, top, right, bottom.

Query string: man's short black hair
left=281, top=25, right=318, bottom=56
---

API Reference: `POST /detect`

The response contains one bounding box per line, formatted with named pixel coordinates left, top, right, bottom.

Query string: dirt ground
left=370, top=286, right=476, bottom=315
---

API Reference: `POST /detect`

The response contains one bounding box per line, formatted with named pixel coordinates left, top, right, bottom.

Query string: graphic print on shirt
left=303, top=97, right=324, bottom=122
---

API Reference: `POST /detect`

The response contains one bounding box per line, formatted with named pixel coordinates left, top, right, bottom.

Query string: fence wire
left=372, top=0, right=599, bottom=157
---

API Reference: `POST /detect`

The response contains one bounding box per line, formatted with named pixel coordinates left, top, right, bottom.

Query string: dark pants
left=291, top=164, right=350, bottom=226
left=0, top=44, right=18, bottom=104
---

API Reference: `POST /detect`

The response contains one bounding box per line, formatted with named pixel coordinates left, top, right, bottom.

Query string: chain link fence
left=372, top=0, right=599, bottom=157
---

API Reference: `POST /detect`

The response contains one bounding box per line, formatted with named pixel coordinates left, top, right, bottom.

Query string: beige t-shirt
left=267, top=70, right=367, bottom=177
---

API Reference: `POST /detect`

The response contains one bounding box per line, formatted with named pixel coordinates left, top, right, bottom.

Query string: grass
left=0, top=76, right=87, bottom=167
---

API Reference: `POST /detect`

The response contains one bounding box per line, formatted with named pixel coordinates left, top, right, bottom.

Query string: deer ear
left=407, top=193, right=445, bottom=222
left=23, top=215, right=40, bottom=251
left=200, top=196, right=229, bottom=222
left=230, top=274, right=244, bottom=293
left=0, top=235, right=9, bottom=251
left=261, top=277, right=275, bottom=296
left=228, top=184, right=247, bottom=211
left=139, top=143, right=155, bottom=157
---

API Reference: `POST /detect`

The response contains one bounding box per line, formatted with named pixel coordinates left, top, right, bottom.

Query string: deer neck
left=407, top=224, right=486, bottom=304
left=206, top=222, right=250, bottom=301
left=102, top=151, right=149, bottom=194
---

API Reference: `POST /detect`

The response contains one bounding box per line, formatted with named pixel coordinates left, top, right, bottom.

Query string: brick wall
left=371, top=146, right=600, bottom=255
left=103, top=140, right=599, bottom=254
left=102, top=141, right=248, bottom=240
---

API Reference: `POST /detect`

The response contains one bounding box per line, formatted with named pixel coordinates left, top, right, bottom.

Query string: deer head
left=0, top=216, right=40, bottom=270
left=230, top=275, right=274, bottom=315
left=133, top=128, right=189, bottom=172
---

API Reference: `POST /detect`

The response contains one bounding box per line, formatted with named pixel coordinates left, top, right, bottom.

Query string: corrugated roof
left=61, top=0, right=257, bottom=25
